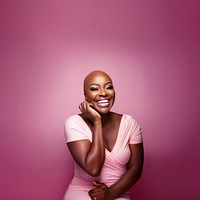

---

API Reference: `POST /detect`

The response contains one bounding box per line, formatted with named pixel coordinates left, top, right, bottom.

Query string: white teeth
left=97, top=99, right=109, bottom=104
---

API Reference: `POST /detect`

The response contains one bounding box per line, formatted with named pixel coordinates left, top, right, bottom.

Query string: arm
left=67, top=101, right=105, bottom=176
left=89, top=142, right=144, bottom=199
left=109, top=142, right=144, bottom=199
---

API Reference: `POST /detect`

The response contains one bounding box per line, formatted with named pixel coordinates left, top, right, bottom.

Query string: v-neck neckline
left=77, top=114, right=124, bottom=153
left=105, top=114, right=124, bottom=153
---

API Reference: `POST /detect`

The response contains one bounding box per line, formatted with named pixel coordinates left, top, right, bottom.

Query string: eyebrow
left=89, top=82, right=113, bottom=87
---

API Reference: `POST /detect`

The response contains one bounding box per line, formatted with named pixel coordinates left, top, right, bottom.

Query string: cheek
left=112, top=92, right=116, bottom=103
left=85, top=92, right=95, bottom=101
left=111, top=91, right=115, bottom=98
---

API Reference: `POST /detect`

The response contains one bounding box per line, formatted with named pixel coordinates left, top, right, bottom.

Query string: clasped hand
left=88, top=181, right=113, bottom=200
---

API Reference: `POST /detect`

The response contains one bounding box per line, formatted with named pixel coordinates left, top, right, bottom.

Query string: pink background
left=0, top=0, right=200, bottom=199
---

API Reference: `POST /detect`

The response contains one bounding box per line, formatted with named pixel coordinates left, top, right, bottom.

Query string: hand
left=88, top=181, right=113, bottom=200
left=79, top=101, right=101, bottom=122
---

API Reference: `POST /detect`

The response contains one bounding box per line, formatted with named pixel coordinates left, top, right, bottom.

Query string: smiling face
left=84, top=70, right=115, bottom=114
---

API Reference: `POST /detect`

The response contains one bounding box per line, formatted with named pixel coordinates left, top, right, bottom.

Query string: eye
left=90, top=87, right=98, bottom=91
left=106, top=85, right=114, bottom=90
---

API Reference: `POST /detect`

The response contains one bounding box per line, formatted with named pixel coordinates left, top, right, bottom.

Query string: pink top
left=63, top=114, right=143, bottom=200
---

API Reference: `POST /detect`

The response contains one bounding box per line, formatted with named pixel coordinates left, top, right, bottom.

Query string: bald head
left=83, top=70, right=113, bottom=91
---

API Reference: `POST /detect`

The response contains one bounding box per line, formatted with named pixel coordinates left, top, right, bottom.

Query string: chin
left=96, top=107, right=112, bottom=115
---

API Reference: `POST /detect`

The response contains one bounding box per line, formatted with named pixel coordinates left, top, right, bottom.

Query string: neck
left=100, top=112, right=113, bottom=125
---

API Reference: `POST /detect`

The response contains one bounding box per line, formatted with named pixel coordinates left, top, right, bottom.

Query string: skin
left=67, top=70, right=144, bottom=200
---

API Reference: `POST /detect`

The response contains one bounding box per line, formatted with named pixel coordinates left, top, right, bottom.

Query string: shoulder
left=65, top=114, right=80, bottom=122
left=110, top=112, right=138, bottom=124
left=122, top=115, right=143, bottom=143
left=121, top=114, right=141, bottom=129
left=122, top=114, right=137, bottom=122
left=64, top=114, right=91, bottom=143
left=65, top=114, right=83, bottom=127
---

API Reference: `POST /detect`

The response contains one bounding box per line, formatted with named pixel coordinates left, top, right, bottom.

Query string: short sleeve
left=128, top=116, right=143, bottom=144
left=64, top=115, right=89, bottom=143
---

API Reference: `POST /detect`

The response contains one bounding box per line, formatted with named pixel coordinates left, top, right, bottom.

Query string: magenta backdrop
left=0, top=0, right=200, bottom=200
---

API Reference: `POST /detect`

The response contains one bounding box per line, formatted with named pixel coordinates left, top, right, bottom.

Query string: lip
left=96, top=98, right=110, bottom=102
left=96, top=98, right=111, bottom=108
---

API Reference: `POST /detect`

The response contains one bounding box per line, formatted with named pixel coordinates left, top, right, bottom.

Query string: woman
left=64, top=70, right=144, bottom=200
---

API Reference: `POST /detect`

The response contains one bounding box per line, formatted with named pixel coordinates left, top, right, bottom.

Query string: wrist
left=108, top=187, right=115, bottom=199
left=93, top=117, right=101, bottom=124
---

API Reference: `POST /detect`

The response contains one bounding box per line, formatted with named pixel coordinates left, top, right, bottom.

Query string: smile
left=96, top=99, right=110, bottom=107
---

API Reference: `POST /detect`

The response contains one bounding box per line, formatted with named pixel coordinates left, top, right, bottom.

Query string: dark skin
left=67, top=70, right=144, bottom=200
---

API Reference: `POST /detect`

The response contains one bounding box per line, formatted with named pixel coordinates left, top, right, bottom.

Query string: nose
left=99, top=88, right=107, bottom=96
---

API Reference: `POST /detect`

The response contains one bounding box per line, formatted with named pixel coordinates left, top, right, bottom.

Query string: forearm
left=109, top=167, right=142, bottom=199
left=84, top=120, right=105, bottom=176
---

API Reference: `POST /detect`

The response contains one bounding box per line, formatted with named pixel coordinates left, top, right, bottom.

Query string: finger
left=83, top=102, right=88, bottom=111
left=79, top=102, right=86, bottom=112
left=85, top=102, right=91, bottom=110
left=93, top=181, right=103, bottom=187
left=80, top=102, right=88, bottom=113
left=89, top=194, right=102, bottom=200
left=79, top=104, right=83, bottom=113
left=84, top=101, right=94, bottom=108
left=89, top=187, right=101, bottom=193
left=88, top=188, right=103, bottom=197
